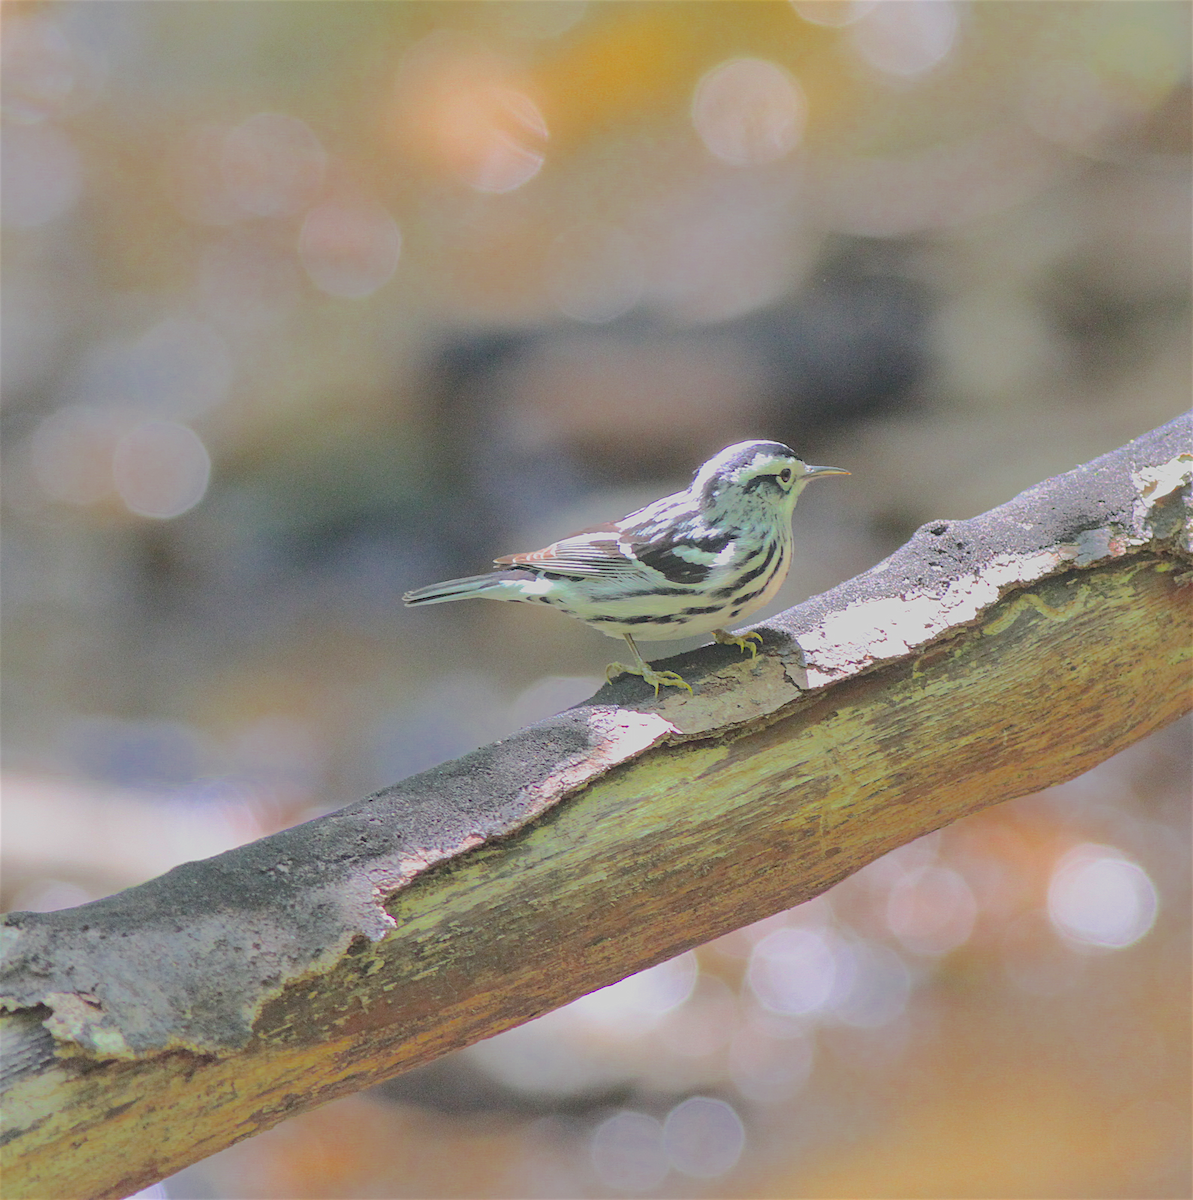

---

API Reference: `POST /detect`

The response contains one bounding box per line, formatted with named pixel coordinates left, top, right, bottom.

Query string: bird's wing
left=630, top=532, right=730, bottom=585
left=494, top=523, right=642, bottom=579
left=617, top=504, right=734, bottom=585
left=496, top=510, right=735, bottom=586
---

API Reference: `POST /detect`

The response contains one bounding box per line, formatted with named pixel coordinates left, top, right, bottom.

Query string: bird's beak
left=803, top=464, right=850, bottom=480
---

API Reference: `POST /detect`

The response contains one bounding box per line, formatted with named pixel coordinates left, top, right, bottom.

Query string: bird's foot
left=713, top=628, right=763, bottom=658
left=606, top=661, right=693, bottom=696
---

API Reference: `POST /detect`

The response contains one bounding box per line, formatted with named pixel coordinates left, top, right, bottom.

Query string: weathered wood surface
left=1, top=416, right=1189, bottom=1200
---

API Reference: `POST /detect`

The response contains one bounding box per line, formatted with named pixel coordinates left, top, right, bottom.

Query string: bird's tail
left=403, top=572, right=520, bottom=606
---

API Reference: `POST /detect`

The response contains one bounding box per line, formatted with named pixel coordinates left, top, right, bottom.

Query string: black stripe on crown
left=709, top=441, right=795, bottom=476
left=697, top=441, right=797, bottom=505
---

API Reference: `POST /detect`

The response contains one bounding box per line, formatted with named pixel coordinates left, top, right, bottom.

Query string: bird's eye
left=779, top=467, right=793, bottom=484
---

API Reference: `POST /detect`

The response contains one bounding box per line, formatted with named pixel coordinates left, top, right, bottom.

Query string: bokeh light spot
left=391, top=38, right=548, bottom=194
left=885, top=864, right=977, bottom=956
left=492, top=0, right=588, bottom=40
left=851, top=0, right=958, bottom=79
left=299, top=195, right=402, bottom=298
left=546, top=222, right=644, bottom=323
left=1, top=16, right=76, bottom=123
left=111, top=420, right=211, bottom=519
left=220, top=112, right=327, bottom=219
left=1092, top=17, right=1188, bottom=96
left=747, top=927, right=837, bottom=1015
left=792, top=1, right=877, bottom=28
left=590, top=1111, right=668, bottom=1192
left=0, top=122, right=81, bottom=228
left=663, top=1096, right=745, bottom=1178
left=692, top=58, right=807, bottom=167
left=656, top=974, right=739, bottom=1058
left=70, top=318, right=233, bottom=420
left=29, top=406, right=122, bottom=506
left=456, top=86, right=547, bottom=193
left=133, top=317, right=232, bottom=418
left=1047, top=844, right=1158, bottom=950
left=830, top=939, right=912, bottom=1027
left=1021, top=61, right=1130, bottom=155
left=569, top=951, right=698, bottom=1036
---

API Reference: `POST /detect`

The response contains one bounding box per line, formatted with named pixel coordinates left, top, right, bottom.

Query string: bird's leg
left=712, top=628, right=764, bottom=658
left=606, top=633, right=693, bottom=696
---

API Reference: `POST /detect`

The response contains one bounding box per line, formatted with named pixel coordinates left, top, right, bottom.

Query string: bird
left=403, top=441, right=848, bottom=694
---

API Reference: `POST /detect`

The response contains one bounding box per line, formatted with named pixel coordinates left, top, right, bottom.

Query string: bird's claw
left=606, top=662, right=694, bottom=696
left=643, top=668, right=693, bottom=696
left=713, top=628, right=763, bottom=659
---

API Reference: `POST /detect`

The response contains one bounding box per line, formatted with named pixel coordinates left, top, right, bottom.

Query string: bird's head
left=692, top=440, right=849, bottom=514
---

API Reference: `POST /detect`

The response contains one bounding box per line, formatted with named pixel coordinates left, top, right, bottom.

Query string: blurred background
left=1, top=2, right=1189, bottom=1196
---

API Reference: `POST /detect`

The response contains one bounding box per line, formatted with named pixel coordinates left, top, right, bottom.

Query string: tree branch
left=2, top=416, right=1190, bottom=1200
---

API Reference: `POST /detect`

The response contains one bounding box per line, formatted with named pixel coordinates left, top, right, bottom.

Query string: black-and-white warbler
left=404, top=441, right=848, bottom=694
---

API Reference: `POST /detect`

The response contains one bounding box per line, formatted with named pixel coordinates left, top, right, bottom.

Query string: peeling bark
left=1, top=415, right=1190, bottom=1200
